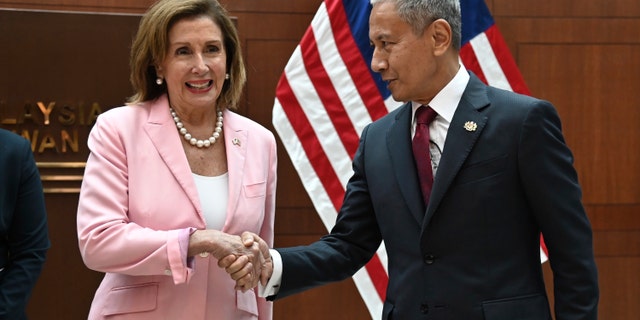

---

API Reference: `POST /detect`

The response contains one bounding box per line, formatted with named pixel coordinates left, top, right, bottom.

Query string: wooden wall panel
left=28, top=194, right=103, bottom=319
left=1, top=9, right=143, bottom=319
left=492, top=1, right=640, bottom=318
left=224, top=0, right=325, bottom=13
left=493, top=0, right=640, bottom=17
left=0, top=0, right=154, bottom=12
left=244, top=38, right=318, bottom=208
left=588, top=205, right=640, bottom=318
left=518, top=43, right=640, bottom=204
left=596, top=257, right=640, bottom=319
left=589, top=204, right=640, bottom=230
left=237, top=11, right=320, bottom=209
left=0, top=0, right=322, bottom=13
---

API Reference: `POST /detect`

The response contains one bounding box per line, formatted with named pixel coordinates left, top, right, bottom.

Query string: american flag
left=272, top=0, right=548, bottom=318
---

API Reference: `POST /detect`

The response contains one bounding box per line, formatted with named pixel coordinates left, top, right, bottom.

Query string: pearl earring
left=225, top=74, right=230, bottom=80
left=156, top=78, right=163, bottom=85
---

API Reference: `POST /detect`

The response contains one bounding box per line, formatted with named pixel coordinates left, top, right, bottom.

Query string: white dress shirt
left=411, top=64, right=470, bottom=175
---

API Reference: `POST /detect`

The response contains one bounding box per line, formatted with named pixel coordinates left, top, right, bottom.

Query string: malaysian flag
left=272, top=0, right=547, bottom=318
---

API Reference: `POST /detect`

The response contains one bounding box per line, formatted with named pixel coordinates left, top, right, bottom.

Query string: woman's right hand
left=217, top=231, right=272, bottom=292
left=189, top=230, right=268, bottom=291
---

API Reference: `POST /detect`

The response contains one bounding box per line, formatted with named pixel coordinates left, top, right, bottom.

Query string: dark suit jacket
left=0, top=129, right=50, bottom=320
left=273, top=74, right=598, bottom=319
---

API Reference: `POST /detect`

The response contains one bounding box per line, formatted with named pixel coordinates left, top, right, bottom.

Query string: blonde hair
left=127, top=0, right=246, bottom=109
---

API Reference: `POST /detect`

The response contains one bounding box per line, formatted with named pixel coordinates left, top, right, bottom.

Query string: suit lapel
left=220, top=110, right=247, bottom=231
left=387, top=103, right=426, bottom=224
left=422, top=74, right=490, bottom=228
left=143, top=95, right=202, bottom=218
left=145, top=104, right=248, bottom=230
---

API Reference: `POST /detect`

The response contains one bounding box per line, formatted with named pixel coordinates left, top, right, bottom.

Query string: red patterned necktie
left=412, top=106, right=438, bottom=206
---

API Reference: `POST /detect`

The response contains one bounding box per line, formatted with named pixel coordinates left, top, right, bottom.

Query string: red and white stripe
left=272, top=2, right=391, bottom=316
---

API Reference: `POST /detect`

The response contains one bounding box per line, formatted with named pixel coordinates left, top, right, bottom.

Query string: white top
left=192, top=172, right=228, bottom=230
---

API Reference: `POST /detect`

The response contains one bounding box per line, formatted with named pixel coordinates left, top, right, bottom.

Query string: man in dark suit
left=223, top=0, right=599, bottom=318
left=0, top=128, right=50, bottom=320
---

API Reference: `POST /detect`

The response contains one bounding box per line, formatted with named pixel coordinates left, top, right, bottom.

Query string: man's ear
left=431, top=19, right=453, bottom=56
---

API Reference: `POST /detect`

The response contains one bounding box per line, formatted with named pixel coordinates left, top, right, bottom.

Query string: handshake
left=189, top=230, right=272, bottom=292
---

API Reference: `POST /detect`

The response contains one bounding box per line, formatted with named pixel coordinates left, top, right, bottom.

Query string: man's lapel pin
left=464, top=121, right=477, bottom=132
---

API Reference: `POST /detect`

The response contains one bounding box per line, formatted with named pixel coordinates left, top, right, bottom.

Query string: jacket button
left=424, top=254, right=435, bottom=265
left=420, top=303, right=429, bottom=314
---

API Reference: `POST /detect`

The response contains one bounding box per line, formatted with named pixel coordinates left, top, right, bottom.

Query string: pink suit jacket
left=77, top=95, right=276, bottom=320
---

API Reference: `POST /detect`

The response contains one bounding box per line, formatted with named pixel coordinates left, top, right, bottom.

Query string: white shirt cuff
left=258, top=249, right=282, bottom=297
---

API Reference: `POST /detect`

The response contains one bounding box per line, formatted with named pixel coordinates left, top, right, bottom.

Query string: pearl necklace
left=170, top=108, right=223, bottom=148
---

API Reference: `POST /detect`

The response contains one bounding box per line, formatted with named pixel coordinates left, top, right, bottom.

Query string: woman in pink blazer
left=76, top=0, right=276, bottom=319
